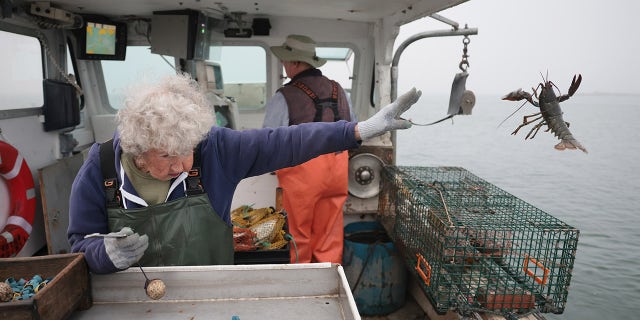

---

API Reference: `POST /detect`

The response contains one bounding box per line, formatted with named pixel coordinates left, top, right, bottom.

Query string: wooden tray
left=0, top=253, right=91, bottom=320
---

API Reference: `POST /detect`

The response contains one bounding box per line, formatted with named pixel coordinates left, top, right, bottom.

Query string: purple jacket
left=68, top=121, right=358, bottom=273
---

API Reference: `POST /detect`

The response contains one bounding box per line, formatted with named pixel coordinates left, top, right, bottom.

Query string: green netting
left=378, top=166, right=579, bottom=316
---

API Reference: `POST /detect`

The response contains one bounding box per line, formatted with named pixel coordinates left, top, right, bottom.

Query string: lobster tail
left=554, top=139, right=588, bottom=153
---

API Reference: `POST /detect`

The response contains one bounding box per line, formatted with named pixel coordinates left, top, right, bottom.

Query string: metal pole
left=389, top=27, right=478, bottom=166
left=391, top=27, right=478, bottom=101
left=429, top=13, right=459, bottom=30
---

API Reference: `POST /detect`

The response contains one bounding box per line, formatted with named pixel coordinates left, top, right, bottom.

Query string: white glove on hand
left=357, top=88, right=422, bottom=141
left=104, top=227, right=149, bottom=270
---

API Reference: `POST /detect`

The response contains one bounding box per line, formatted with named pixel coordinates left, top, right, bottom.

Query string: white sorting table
left=70, top=263, right=360, bottom=320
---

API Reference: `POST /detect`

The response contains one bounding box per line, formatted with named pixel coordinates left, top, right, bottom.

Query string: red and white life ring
left=0, top=140, right=36, bottom=257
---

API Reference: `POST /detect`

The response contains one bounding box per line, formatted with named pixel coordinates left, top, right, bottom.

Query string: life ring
left=0, top=140, right=36, bottom=257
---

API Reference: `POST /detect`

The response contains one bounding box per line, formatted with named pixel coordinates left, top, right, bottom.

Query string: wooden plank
left=38, top=153, right=84, bottom=254
left=275, top=187, right=283, bottom=211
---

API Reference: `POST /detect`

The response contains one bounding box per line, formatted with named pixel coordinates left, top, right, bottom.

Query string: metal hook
left=459, top=34, right=471, bottom=72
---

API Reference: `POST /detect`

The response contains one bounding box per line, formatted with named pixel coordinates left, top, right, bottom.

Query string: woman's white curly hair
left=117, top=73, right=215, bottom=156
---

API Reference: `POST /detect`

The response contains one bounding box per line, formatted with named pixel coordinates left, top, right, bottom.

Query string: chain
left=25, top=11, right=84, bottom=96
left=459, top=35, right=470, bottom=72
left=35, top=30, right=84, bottom=96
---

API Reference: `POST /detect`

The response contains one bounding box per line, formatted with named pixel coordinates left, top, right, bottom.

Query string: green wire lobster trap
left=378, top=166, right=579, bottom=316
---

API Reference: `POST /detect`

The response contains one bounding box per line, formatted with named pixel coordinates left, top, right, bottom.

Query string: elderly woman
left=68, top=73, right=421, bottom=274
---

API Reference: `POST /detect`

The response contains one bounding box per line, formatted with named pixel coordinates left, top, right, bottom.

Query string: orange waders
left=276, top=151, right=349, bottom=263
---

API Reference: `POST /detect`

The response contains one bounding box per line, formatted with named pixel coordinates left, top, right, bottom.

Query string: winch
left=347, top=153, right=384, bottom=199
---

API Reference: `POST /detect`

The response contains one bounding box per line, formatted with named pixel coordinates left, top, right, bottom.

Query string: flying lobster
left=502, top=74, right=587, bottom=153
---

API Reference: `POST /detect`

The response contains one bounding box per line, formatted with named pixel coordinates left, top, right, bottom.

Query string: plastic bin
left=343, top=221, right=407, bottom=316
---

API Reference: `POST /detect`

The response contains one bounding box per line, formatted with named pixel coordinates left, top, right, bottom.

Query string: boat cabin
left=2, top=1, right=578, bottom=319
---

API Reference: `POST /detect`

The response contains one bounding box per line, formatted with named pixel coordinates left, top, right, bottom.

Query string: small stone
left=0, top=282, right=12, bottom=302
left=145, top=279, right=166, bottom=300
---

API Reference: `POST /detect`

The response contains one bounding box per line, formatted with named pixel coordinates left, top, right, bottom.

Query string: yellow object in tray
left=231, top=205, right=287, bottom=250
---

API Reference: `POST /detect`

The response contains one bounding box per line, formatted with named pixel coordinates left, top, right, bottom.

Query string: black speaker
left=42, top=79, right=80, bottom=132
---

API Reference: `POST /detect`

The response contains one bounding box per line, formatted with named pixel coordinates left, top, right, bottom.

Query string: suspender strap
left=100, top=140, right=205, bottom=209
left=326, top=81, right=340, bottom=121
left=99, top=139, right=122, bottom=209
left=186, top=142, right=205, bottom=196
left=291, top=80, right=341, bottom=122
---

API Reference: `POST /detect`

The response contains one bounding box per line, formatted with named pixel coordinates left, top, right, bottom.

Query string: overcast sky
left=396, top=0, right=639, bottom=95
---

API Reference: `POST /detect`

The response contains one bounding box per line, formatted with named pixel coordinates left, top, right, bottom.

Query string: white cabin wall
left=69, top=45, right=122, bottom=146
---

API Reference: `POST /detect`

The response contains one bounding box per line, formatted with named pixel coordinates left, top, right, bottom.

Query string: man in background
left=263, top=34, right=355, bottom=263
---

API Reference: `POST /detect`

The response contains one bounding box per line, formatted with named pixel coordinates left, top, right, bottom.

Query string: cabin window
left=102, top=46, right=177, bottom=109
left=209, top=45, right=267, bottom=111
left=0, top=31, right=43, bottom=111
left=316, top=47, right=354, bottom=94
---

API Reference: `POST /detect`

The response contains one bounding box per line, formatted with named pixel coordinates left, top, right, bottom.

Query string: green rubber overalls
left=101, top=141, right=233, bottom=267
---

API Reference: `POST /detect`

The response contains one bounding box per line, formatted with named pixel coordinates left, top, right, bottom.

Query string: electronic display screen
left=85, top=22, right=117, bottom=55
left=75, top=15, right=126, bottom=60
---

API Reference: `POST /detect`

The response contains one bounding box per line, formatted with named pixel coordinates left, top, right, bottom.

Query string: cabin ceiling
left=30, top=0, right=467, bottom=23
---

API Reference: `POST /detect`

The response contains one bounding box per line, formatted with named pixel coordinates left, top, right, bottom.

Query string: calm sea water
left=396, top=93, right=640, bottom=320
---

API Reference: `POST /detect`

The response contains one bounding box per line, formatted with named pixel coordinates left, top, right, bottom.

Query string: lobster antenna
left=543, top=70, right=563, bottom=95
left=497, top=100, right=527, bottom=128
left=540, top=70, right=561, bottom=95
left=551, top=81, right=561, bottom=95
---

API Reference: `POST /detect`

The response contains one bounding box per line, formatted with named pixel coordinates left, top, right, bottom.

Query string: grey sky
left=396, top=0, right=639, bottom=95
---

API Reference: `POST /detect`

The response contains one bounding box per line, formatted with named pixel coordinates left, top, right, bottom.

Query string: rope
left=284, top=233, right=298, bottom=263
left=428, top=181, right=454, bottom=226
left=23, top=12, right=84, bottom=96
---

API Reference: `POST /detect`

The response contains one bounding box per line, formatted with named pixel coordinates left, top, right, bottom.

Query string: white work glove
left=104, top=227, right=149, bottom=270
left=357, top=88, right=422, bottom=141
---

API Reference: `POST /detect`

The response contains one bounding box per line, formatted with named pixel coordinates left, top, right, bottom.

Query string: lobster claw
left=567, top=74, right=582, bottom=97
left=502, top=88, right=530, bottom=101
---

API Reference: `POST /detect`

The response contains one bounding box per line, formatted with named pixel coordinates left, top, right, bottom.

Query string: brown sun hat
left=270, top=34, right=326, bottom=68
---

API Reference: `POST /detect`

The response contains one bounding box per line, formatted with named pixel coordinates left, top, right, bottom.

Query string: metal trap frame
left=378, top=166, right=579, bottom=315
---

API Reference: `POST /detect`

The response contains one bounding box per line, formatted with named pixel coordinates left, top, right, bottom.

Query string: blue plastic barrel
left=343, top=221, right=407, bottom=316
